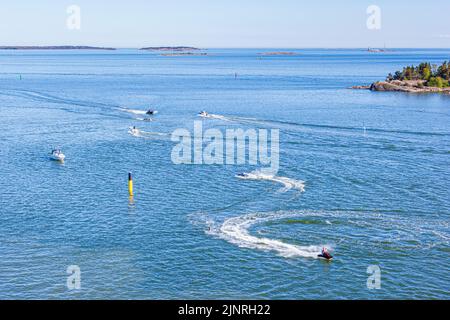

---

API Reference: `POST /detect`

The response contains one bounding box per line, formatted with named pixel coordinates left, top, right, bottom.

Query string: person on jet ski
left=319, top=247, right=332, bottom=260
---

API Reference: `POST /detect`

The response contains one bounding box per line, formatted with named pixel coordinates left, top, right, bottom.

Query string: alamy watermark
left=66, top=5, right=81, bottom=30
left=366, top=5, right=381, bottom=30
left=367, top=265, right=381, bottom=289
left=67, top=265, right=81, bottom=290
left=171, top=121, right=280, bottom=175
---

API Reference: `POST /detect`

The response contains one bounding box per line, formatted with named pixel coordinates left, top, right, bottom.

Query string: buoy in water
left=128, top=172, right=134, bottom=197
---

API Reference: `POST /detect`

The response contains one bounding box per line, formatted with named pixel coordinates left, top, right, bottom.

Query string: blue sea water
left=0, top=48, right=449, bottom=299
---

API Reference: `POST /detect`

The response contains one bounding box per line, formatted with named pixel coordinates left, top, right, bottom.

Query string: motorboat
left=50, top=149, right=65, bottom=162
left=146, top=109, right=157, bottom=115
left=199, top=111, right=209, bottom=118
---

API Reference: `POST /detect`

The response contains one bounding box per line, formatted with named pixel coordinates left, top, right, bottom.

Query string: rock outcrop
left=352, top=80, right=450, bottom=94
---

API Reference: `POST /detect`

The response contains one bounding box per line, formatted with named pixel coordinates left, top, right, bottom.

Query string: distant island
left=161, top=52, right=208, bottom=57
left=259, top=52, right=298, bottom=56
left=140, top=46, right=200, bottom=51
left=0, top=46, right=116, bottom=50
left=352, top=61, right=450, bottom=94
left=367, top=47, right=391, bottom=53
left=140, top=46, right=207, bottom=57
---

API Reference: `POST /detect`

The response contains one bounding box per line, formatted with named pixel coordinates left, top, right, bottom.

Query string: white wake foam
left=214, top=212, right=326, bottom=258
left=236, top=171, right=305, bottom=193
left=198, top=113, right=231, bottom=121
left=128, top=127, right=169, bottom=139
left=128, top=127, right=141, bottom=137
left=135, top=117, right=154, bottom=122
left=191, top=208, right=449, bottom=260
left=119, top=108, right=157, bottom=116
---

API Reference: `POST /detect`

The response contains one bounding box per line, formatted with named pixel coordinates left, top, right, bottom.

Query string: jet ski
left=318, top=248, right=333, bottom=261
left=50, top=149, right=65, bottom=162
left=236, top=173, right=250, bottom=178
left=198, top=111, right=209, bottom=118
left=146, top=109, right=157, bottom=115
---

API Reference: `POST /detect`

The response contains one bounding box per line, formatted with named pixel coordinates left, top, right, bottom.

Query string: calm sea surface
left=0, top=48, right=449, bottom=299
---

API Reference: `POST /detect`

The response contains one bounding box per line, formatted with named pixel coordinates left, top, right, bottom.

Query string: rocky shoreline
left=351, top=80, right=450, bottom=94
left=353, top=61, right=450, bottom=95
left=0, top=46, right=116, bottom=50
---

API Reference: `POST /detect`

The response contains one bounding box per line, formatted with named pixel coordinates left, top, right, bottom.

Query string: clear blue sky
left=1, top=0, right=449, bottom=48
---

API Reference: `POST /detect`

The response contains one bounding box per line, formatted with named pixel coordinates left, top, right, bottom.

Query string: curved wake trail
left=193, top=208, right=449, bottom=259
left=207, top=212, right=327, bottom=259
left=236, top=171, right=305, bottom=193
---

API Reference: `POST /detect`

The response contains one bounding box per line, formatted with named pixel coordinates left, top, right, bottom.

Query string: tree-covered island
left=352, top=61, right=450, bottom=94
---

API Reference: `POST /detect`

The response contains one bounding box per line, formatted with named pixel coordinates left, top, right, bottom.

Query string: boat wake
left=128, top=127, right=169, bottom=139
left=0, top=89, right=117, bottom=109
left=198, top=113, right=232, bottom=121
left=119, top=108, right=157, bottom=116
left=236, top=171, right=305, bottom=193
left=198, top=113, right=450, bottom=137
left=191, top=208, right=449, bottom=260
left=200, top=211, right=329, bottom=259
left=135, top=118, right=154, bottom=122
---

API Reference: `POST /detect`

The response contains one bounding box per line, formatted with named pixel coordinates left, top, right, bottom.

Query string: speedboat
left=146, top=109, right=157, bottom=115
left=199, top=111, right=209, bottom=118
left=50, top=149, right=65, bottom=162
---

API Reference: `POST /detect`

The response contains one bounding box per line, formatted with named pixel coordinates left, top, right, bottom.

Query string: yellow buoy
left=128, top=172, right=134, bottom=197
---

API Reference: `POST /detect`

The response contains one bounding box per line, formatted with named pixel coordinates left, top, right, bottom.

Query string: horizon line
left=1, top=45, right=450, bottom=50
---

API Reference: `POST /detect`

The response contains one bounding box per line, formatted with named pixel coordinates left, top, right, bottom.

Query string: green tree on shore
left=427, top=77, right=449, bottom=88
left=390, top=61, right=449, bottom=87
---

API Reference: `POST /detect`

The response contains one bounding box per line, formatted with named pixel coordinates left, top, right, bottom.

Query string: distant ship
left=367, top=44, right=390, bottom=53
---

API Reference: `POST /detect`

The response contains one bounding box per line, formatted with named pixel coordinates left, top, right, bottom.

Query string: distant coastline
left=259, top=51, right=298, bottom=56
left=161, top=52, right=208, bottom=57
left=0, top=46, right=116, bottom=50
left=140, top=46, right=200, bottom=51
left=366, top=47, right=392, bottom=53
left=140, top=46, right=207, bottom=57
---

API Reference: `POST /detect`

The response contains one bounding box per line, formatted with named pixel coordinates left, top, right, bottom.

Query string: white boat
left=198, top=111, right=209, bottom=118
left=50, top=149, right=65, bottom=162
